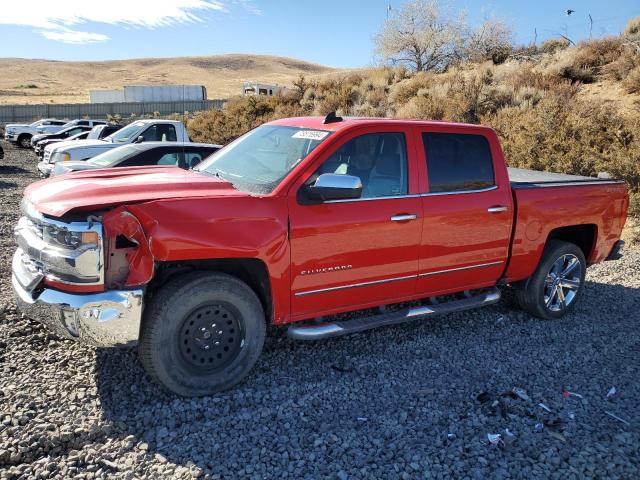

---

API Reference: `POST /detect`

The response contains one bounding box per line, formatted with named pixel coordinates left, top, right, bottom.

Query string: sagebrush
left=188, top=19, right=640, bottom=228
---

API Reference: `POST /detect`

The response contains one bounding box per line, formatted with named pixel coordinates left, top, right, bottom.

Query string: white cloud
left=0, top=0, right=259, bottom=44
left=40, top=30, right=110, bottom=44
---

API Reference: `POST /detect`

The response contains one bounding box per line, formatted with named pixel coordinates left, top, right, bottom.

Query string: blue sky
left=0, top=0, right=637, bottom=68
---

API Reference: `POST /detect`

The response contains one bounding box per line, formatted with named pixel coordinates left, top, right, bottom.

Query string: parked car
left=35, top=131, right=90, bottom=159
left=30, top=125, right=93, bottom=148
left=4, top=119, right=66, bottom=148
left=50, top=142, right=220, bottom=177
left=40, top=119, right=190, bottom=168
left=12, top=114, right=629, bottom=396
left=35, top=119, right=106, bottom=135
left=35, top=124, right=122, bottom=159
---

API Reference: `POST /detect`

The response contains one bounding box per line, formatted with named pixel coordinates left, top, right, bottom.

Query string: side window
left=78, top=120, right=90, bottom=126
left=118, top=151, right=158, bottom=167
left=422, top=133, right=494, bottom=193
left=312, top=132, right=408, bottom=199
left=141, top=124, right=178, bottom=142
left=184, top=151, right=203, bottom=168
left=156, top=152, right=180, bottom=165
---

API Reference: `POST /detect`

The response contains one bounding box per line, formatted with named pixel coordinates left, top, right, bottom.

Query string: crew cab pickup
left=12, top=115, right=629, bottom=396
left=37, top=120, right=189, bottom=176
left=5, top=119, right=66, bottom=148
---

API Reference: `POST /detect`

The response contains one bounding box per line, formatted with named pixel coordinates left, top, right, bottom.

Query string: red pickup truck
left=13, top=114, right=629, bottom=396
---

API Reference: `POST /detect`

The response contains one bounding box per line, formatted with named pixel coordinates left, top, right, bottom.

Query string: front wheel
left=139, top=272, right=266, bottom=396
left=18, top=134, right=32, bottom=148
left=516, top=240, right=586, bottom=319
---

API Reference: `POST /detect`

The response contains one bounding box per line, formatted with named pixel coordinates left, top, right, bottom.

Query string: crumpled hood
left=25, top=166, right=246, bottom=217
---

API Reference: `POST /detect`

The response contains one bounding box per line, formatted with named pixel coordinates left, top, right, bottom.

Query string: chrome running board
left=287, top=287, right=501, bottom=341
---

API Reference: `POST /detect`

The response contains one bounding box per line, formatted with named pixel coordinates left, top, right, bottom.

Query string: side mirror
left=300, top=173, right=362, bottom=204
left=134, top=136, right=145, bottom=144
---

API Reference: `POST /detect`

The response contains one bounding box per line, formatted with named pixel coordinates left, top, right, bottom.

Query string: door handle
left=487, top=205, right=508, bottom=213
left=390, top=214, right=418, bottom=222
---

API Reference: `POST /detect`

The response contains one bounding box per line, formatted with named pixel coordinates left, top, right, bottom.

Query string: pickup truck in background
left=12, top=114, right=628, bottom=396
left=35, top=119, right=106, bottom=136
left=4, top=119, right=67, bottom=148
left=38, top=119, right=190, bottom=174
left=34, top=124, right=122, bottom=159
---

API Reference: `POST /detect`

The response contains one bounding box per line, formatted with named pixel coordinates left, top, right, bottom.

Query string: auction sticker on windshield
left=292, top=130, right=330, bottom=140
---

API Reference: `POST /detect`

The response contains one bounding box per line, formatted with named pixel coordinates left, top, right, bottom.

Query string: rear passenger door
left=416, top=129, right=513, bottom=295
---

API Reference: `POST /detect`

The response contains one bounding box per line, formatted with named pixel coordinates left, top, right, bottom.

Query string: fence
left=0, top=99, right=226, bottom=123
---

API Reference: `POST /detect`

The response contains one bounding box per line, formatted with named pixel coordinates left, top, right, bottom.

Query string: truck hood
left=55, top=139, right=110, bottom=150
left=25, top=166, right=246, bottom=217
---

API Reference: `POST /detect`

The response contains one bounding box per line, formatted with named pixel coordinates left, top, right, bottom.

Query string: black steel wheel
left=178, top=304, right=244, bottom=371
left=139, top=272, right=266, bottom=396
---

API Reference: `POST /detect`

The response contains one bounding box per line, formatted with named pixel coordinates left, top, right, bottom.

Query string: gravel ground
left=1, top=140, right=639, bottom=479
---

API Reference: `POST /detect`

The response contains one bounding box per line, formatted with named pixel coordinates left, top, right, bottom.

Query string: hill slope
left=0, top=54, right=339, bottom=104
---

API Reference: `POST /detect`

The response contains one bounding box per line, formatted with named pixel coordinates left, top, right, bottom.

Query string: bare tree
left=465, top=18, right=514, bottom=63
left=374, top=0, right=465, bottom=72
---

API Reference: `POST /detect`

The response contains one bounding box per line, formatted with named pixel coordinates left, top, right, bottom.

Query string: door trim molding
left=294, top=274, right=417, bottom=297
left=294, top=260, right=504, bottom=297
left=418, top=260, right=504, bottom=277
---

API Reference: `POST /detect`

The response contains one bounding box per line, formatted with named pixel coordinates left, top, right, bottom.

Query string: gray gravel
left=1, top=140, right=639, bottom=479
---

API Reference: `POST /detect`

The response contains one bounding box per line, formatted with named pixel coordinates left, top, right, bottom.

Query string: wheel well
left=547, top=224, right=597, bottom=262
left=150, top=258, right=273, bottom=322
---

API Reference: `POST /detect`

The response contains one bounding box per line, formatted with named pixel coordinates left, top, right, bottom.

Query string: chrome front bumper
left=12, top=272, right=143, bottom=347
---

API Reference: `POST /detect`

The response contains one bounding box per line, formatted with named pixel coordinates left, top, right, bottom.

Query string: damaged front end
left=11, top=201, right=147, bottom=347
left=103, top=206, right=155, bottom=289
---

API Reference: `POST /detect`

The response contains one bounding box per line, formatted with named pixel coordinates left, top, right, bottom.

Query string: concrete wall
left=0, top=99, right=225, bottom=123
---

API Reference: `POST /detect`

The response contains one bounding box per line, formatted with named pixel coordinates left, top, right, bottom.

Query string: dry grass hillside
left=188, top=20, right=640, bottom=242
left=0, top=54, right=338, bottom=104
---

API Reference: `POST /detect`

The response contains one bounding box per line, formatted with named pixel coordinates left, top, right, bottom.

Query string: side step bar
left=287, top=287, right=501, bottom=341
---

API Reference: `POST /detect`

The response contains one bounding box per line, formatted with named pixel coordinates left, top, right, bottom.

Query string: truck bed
left=508, top=167, right=623, bottom=188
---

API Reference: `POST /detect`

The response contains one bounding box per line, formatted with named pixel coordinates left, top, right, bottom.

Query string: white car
left=35, top=119, right=106, bottom=135
left=4, top=119, right=66, bottom=148
left=38, top=119, right=191, bottom=176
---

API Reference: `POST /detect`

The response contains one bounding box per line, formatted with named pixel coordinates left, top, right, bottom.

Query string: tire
left=18, top=134, right=32, bottom=149
left=139, top=272, right=266, bottom=396
left=516, top=240, right=586, bottom=319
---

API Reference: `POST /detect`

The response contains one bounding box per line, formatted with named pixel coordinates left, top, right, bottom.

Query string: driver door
left=288, top=129, right=423, bottom=318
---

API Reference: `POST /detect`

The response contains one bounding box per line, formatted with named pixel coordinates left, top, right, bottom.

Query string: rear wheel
left=516, top=240, right=586, bottom=319
left=18, top=134, right=32, bottom=148
left=139, top=272, right=266, bottom=396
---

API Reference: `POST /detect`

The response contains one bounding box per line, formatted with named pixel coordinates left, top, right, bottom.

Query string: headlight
left=7, top=128, right=15, bottom=134
left=43, top=224, right=99, bottom=250
left=51, top=152, right=70, bottom=163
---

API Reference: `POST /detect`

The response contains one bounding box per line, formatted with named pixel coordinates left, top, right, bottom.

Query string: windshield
left=196, top=125, right=331, bottom=193
left=104, top=122, right=145, bottom=143
left=88, top=145, right=140, bottom=166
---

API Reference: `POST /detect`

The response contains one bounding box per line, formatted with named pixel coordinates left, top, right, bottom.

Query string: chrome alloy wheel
left=543, top=254, right=582, bottom=312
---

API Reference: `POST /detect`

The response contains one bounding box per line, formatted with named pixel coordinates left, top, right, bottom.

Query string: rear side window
left=422, top=133, right=494, bottom=193
left=141, top=124, right=178, bottom=142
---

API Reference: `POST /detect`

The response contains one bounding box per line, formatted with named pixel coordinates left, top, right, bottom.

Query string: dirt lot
left=1, top=140, right=639, bottom=479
